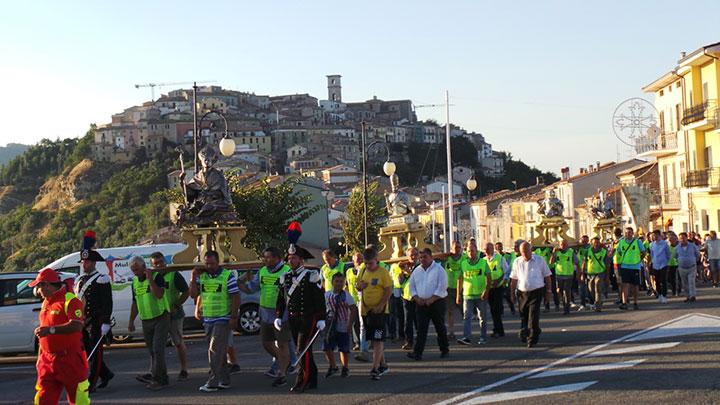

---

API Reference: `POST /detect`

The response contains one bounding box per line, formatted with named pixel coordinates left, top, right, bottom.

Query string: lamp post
left=197, top=109, right=235, bottom=160
left=360, top=121, right=395, bottom=248
left=466, top=176, right=478, bottom=240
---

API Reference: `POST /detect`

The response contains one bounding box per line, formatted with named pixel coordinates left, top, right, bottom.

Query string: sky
left=1, top=0, right=719, bottom=175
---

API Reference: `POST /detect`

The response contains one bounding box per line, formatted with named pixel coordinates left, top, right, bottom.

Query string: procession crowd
left=30, top=227, right=720, bottom=403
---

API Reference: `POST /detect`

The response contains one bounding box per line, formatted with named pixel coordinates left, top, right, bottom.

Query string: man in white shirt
left=407, top=248, right=449, bottom=360
left=510, top=242, right=552, bottom=348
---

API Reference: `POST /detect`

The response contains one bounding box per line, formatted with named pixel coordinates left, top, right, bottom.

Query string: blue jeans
left=462, top=298, right=489, bottom=340
left=270, top=339, right=297, bottom=372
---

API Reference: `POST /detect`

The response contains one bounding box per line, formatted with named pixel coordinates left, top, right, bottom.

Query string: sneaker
left=378, top=364, right=390, bottom=376
left=633, top=303, right=639, bottom=310
left=448, top=333, right=456, bottom=340
left=440, top=351, right=449, bottom=358
left=691, top=296, right=697, bottom=302
left=146, top=382, right=168, bottom=391
left=341, top=367, right=350, bottom=378
left=478, top=337, right=487, bottom=345
left=406, top=352, right=422, bottom=361
left=272, top=376, right=287, bottom=387
left=229, top=364, right=241, bottom=375
left=570, top=301, right=578, bottom=308
left=457, top=337, right=472, bottom=346
left=401, top=342, right=412, bottom=350
left=199, top=384, right=218, bottom=392
left=370, top=368, right=380, bottom=381
left=657, top=296, right=663, bottom=303
left=589, top=304, right=596, bottom=310
left=264, top=369, right=279, bottom=378
left=177, top=370, right=189, bottom=381
left=662, top=296, right=668, bottom=304
left=136, top=373, right=153, bottom=384
left=218, top=382, right=231, bottom=389
left=619, top=303, right=628, bottom=310
left=490, top=332, right=504, bottom=338
left=325, top=366, right=339, bottom=378
left=594, top=307, right=602, bottom=312
left=286, top=365, right=298, bottom=375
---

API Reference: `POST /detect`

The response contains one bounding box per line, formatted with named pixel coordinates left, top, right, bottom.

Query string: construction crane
left=412, top=102, right=454, bottom=112
left=134, top=80, right=216, bottom=102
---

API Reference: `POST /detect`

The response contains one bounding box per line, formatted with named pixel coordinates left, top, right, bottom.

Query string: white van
left=44, top=243, right=262, bottom=342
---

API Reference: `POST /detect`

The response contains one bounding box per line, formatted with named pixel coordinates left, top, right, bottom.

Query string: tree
left=340, top=182, right=387, bottom=254
left=227, top=173, right=322, bottom=254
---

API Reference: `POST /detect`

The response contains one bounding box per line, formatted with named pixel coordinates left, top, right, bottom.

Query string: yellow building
left=642, top=42, right=720, bottom=233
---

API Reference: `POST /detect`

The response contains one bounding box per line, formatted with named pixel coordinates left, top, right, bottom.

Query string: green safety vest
left=503, top=252, right=516, bottom=270
left=445, top=253, right=467, bottom=290
left=460, top=258, right=489, bottom=298
left=576, top=245, right=590, bottom=262
left=346, top=267, right=359, bottom=301
left=322, top=261, right=345, bottom=291
left=390, top=263, right=403, bottom=289
left=163, top=272, right=181, bottom=315
left=486, top=254, right=504, bottom=282
left=587, top=249, right=607, bottom=275
left=132, top=275, right=168, bottom=320
left=615, top=238, right=642, bottom=266
left=534, top=247, right=554, bottom=270
left=259, top=264, right=290, bottom=308
left=669, top=244, right=678, bottom=266
left=555, top=249, right=575, bottom=276
left=200, top=269, right=232, bottom=317
left=400, top=266, right=415, bottom=301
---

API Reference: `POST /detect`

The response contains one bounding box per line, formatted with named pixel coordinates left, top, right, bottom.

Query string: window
left=659, top=111, right=665, bottom=133
left=705, top=146, right=713, bottom=168
left=676, top=104, right=681, bottom=129
left=659, top=90, right=664, bottom=97
left=668, top=85, right=672, bottom=92
left=703, top=82, right=709, bottom=101
left=0, top=278, right=43, bottom=306
left=702, top=209, right=709, bottom=231
left=676, top=82, right=681, bottom=88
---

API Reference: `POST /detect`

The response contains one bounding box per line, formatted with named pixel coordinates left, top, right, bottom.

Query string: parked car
left=43, top=244, right=262, bottom=342
left=0, top=271, right=75, bottom=354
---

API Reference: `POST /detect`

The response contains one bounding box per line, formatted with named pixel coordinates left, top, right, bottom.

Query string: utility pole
left=193, top=82, right=199, bottom=173
left=445, top=90, right=454, bottom=248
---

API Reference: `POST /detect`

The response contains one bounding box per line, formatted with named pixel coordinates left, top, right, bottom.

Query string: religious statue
left=384, top=174, right=411, bottom=218
left=591, top=191, right=615, bottom=220
left=176, top=146, right=239, bottom=226
left=536, top=189, right=564, bottom=218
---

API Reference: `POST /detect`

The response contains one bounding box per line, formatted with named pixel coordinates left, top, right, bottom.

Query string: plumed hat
left=78, top=230, right=105, bottom=262
left=285, top=222, right=313, bottom=260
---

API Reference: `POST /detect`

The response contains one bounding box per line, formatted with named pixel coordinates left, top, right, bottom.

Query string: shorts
left=322, top=331, right=350, bottom=353
left=619, top=267, right=640, bottom=286
left=168, top=317, right=184, bottom=346
left=709, top=259, right=720, bottom=274
left=260, top=320, right=292, bottom=342
left=362, top=313, right=387, bottom=342
left=445, top=288, right=462, bottom=310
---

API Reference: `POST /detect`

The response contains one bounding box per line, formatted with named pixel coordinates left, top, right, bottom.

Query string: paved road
left=3, top=285, right=720, bottom=404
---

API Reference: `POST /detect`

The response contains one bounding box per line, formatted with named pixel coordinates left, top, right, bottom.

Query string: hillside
left=0, top=126, right=179, bottom=272
left=0, top=143, right=29, bottom=167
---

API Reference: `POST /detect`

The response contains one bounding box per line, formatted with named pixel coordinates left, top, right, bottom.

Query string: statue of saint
left=591, top=191, right=615, bottom=219
left=385, top=174, right=410, bottom=218
left=537, top=189, right=564, bottom=218
left=177, top=146, right=238, bottom=226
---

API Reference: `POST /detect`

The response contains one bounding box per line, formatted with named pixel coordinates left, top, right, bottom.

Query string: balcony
left=661, top=188, right=681, bottom=208
left=635, top=132, right=679, bottom=158
left=682, top=99, right=717, bottom=130
left=685, top=167, right=720, bottom=190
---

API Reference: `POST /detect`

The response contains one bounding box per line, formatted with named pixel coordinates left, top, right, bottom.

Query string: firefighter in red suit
left=32, top=267, right=91, bottom=405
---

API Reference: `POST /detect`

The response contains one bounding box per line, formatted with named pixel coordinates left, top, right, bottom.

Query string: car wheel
left=112, top=335, right=133, bottom=344
left=238, top=304, right=260, bottom=335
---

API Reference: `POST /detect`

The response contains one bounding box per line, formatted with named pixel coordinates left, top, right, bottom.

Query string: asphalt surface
left=3, top=284, right=720, bottom=404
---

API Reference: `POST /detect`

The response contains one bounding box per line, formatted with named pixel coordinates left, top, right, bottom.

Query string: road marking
left=528, top=358, right=646, bottom=379
left=584, top=342, right=681, bottom=357
left=459, top=381, right=598, bottom=405
left=436, top=312, right=716, bottom=405
left=628, top=313, right=720, bottom=341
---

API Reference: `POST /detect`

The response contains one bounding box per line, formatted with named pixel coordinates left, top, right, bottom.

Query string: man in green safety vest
left=484, top=242, right=509, bottom=338
left=534, top=245, right=559, bottom=312
left=456, top=242, right=491, bottom=345
left=549, top=239, right=579, bottom=315
left=128, top=255, right=170, bottom=390
left=321, top=250, right=346, bottom=291
left=189, top=250, right=242, bottom=392
left=238, top=246, right=295, bottom=387
left=667, top=233, right=680, bottom=296
left=614, top=227, right=646, bottom=310
left=582, top=237, right=612, bottom=312
left=444, top=241, right=466, bottom=341
left=575, top=235, right=591, bottom=310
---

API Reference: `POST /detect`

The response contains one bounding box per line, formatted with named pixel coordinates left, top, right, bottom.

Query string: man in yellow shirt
left=355, top=247, right=393, bottom=381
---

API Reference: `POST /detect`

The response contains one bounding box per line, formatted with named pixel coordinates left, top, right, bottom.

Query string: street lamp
left=360, top=121, right=395, bottom=247
left=196, top=109, right=235, bottom=170
left=466, top=176, right=478, bottom=240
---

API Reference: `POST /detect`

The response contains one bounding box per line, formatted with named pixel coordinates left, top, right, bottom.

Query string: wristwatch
left=49, top=327, right=56, bottom=334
